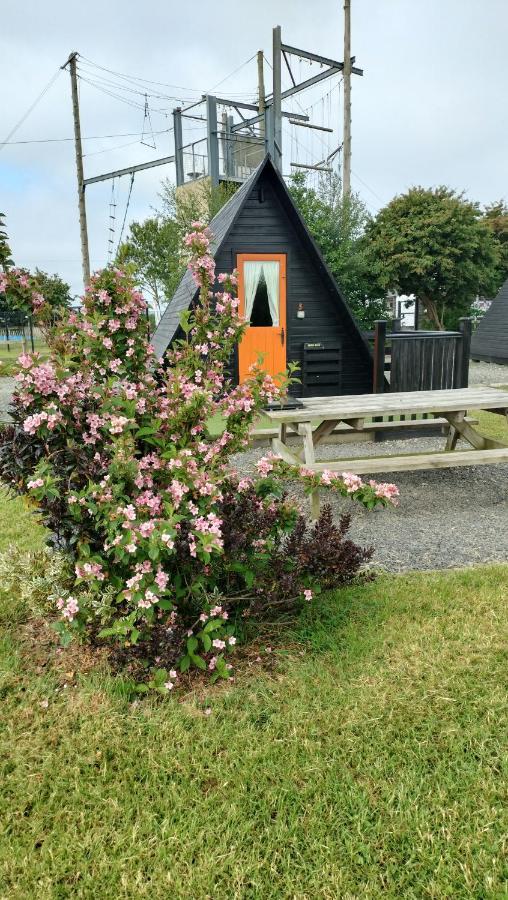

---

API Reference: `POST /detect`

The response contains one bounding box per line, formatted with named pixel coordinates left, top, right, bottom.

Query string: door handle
left=281, top=327, right=285, bottom=346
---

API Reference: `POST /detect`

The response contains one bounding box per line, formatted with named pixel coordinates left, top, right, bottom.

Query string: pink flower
left=303, top=589, right=313, bottom=602
left=27, top=477, right=44, bottom=490
left=155, top=569, right=169, bottom=590
left=341, top=472, right=364, bottom=493
left=256, top=452, right=279, bottom=476
left=371, top=481, right=400, bottom=504
left=57, top=595, right=79, bottom=622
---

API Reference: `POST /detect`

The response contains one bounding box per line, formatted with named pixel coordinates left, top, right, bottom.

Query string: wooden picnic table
left=264, top=387, right=508, bottom=517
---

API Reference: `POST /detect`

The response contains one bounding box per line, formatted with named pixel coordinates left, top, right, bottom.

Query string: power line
left=0, top=68, right=62, bottom=152
left=2, top=127, right=173, bottom=146
left=79, top=54, right=257, bottom=98
left=78, top=75, right=173, bottom=114
left=207, top=53, right=258, bottom=92
left=76, top=63, right=194, bottom=103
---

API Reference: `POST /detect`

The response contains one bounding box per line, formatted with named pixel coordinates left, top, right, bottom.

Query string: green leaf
left=201, top=632, right=212, bottom=652
left=203, top=619, right=223, bottom=633
left=158, top=598, right=173, bottom=610
left=190, top=654, right=206, bottom=671
left=179, top=655, right=191, bottom=673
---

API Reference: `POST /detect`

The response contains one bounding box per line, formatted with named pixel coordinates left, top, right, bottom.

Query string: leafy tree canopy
left=0, top=213, right=14, bottom=270
left=117, top=179, right=237, bottom=317
left=288, top=172, right=388, bottom=328
left=32, top=269, right=72, bottom=309
left=364, top=186, right=501, bottom=330
left=483, top=200, right=508, bottom=289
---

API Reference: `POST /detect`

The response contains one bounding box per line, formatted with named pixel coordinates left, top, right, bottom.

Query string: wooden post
left=28, top=316, right=35, bottom=353
left=343, top=0, right=351, bottom=198
left=414, top=297, right=420, bottom=331
left=68, top=52, right=90, bottom=288
left=455, top=317, right=472, bottom=388
left=373, top=320, right=386, bottom=394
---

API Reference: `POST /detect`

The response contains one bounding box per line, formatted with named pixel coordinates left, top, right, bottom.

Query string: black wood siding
left=215, top=171, right=373, bottom=396
left=471, top=279, right=508, bottom=364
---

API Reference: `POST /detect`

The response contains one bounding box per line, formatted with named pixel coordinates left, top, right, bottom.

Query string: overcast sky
left=1, top=0, right=507, bottom=298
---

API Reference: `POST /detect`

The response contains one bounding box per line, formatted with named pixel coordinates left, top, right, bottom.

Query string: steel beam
left=83, top=154, right=175, bottom=186
left=272, top=25, right=282, bottom=170
left=231, top=108, right=307, bottom=133
left=281, top=42, right=363, bottom=75
left=173, top=107, right=184, bottom=186
left=206, top=94, right=219, bottom=186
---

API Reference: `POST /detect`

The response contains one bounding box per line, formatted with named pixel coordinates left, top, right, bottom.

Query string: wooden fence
left=371, top=318, right=472, bottom=394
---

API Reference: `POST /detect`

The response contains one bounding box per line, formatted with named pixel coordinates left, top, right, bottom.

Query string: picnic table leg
left=445, top=422, right=460, bottom=451
left=443, top=411, right=508, bottom=451
left=300, top=422, right=320, bottom=520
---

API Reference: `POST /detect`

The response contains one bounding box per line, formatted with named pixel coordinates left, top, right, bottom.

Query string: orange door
left=237, top=253, right=286, bottom=383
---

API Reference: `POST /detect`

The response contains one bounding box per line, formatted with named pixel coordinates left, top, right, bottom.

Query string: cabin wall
left=215, top=170, right=373, bottom=396
left=470, top=279, right=508, bottom=364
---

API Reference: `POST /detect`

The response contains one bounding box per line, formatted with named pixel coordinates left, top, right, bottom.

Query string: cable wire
left=0, top=68, right=62, bottom=152
left=116, top=172, right=135, bottom=253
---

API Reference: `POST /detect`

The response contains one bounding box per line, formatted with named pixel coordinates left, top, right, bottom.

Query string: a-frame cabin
left=471, top=278, right=508, bottom=365
left=152, top=155, right=373, bottom=397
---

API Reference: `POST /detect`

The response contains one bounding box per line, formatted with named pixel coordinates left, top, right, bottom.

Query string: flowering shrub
left=0, top=223, right=398, bottom=684
left=0, top=267, right=54, bottom=337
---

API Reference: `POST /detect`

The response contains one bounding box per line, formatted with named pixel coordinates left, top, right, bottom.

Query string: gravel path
left=232, top=437, right=508, bottom=572
left=2, top=363, right=508, bottom=572
left=469, top=360, right=508, bottom=386
left=0, top=378, right=14, bottom=423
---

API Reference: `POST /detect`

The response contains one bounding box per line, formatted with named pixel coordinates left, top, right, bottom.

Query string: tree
left=483, top=200, right=508, bottom=290
left=364, top=187, right=500, bottom=330
left=116, top=217, right=181, bottom=319
left=0, top=213, right=14, bottom=270
left=288, top=171, right=388, bottom=328
left=32, top=269, right=72, bottom=309
left=117, top=179, right=238, bottom=318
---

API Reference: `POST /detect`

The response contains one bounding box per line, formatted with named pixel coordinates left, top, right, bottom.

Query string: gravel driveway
left=232, top=437, right=508, bottom=572
left=0, top=378, right=14, bottom=423
left=2, top=362, right=508, bottom=572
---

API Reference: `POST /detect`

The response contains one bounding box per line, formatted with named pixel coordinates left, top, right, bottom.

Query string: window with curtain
left=243, top=260, right=280, bottom=327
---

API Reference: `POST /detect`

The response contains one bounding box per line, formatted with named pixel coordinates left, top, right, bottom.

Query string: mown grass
left=0, top=339, right=49, bottom=376
left=0, top=489, right=507, bottom=898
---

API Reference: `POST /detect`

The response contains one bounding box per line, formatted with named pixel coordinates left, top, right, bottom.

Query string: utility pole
left=64, top=52, right=90, bottom=287
left=257, top=50, right=266, bottom=138
left=342, top=0, right=352, bottom=198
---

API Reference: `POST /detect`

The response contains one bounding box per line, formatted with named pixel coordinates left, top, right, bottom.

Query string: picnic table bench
left=264, top=387, right=508, bottom=516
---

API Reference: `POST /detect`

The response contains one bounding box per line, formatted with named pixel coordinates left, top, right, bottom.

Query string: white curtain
left=262, top=261, right=280, bottom=326
left=243, top=262, right=264, bottom=321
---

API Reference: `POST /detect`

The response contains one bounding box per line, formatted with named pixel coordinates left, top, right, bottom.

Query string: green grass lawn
left=1, top=488, right=507, bottom=897
left=0, top=339, right=50, bottom=376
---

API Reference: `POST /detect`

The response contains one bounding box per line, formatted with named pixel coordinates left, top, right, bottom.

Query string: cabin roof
left=152, top=154, right=371, bottom=366
left=471, top=278, right=508, bottom=364
left=152, top=160, right=266, bottom=358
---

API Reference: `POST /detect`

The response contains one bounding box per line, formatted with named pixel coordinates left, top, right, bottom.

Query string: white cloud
left=1, top=0, right=507, bottom=297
